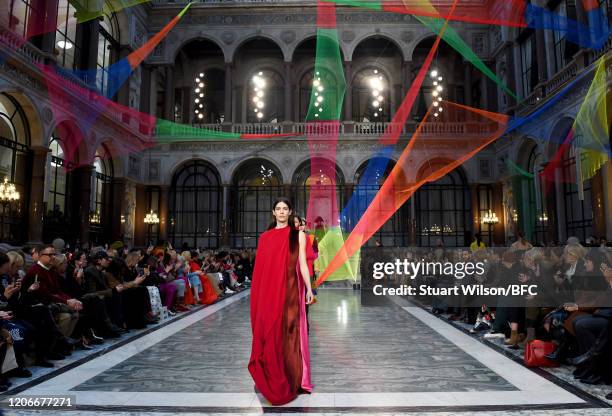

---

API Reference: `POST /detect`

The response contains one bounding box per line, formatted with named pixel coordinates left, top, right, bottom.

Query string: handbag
left=524, top=340, right=560, bottom=367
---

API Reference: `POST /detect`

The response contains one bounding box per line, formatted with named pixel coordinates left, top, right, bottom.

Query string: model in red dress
left=248, top=197, right=315, bottom=405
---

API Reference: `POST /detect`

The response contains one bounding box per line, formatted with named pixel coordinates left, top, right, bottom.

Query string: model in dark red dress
left=248, top=197, right=315, bottom=405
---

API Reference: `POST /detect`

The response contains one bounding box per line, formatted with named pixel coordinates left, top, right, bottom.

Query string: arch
left=353, top=156, right=399, bottom=184
left=415, top=159, right=468, bottom=184
left=514, top=136, right=539, bottom=169
left=546, top=115, right=574, bottom=159
left=171, top=158, right=222, bottom=187
left=231, top=157, right=284, bottom=186
left=291, top=157, right=346, bottom=186
left=171, top=36, right=228, bottom=63
left=290, top=34, right=348, bottom=62
left=231, top=35, right=287, bottom=63
left=168, top=157, right=221, bottom=185
left=349, top=33, right=406, bottom=61
left=48, top=118, right=89, bottom=164
left=0, top=89, right=43, bottom=147
left=407, top=33, right=438, bottom=62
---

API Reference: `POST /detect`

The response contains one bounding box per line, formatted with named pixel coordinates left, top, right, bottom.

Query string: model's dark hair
left=268, top=197, right=299, bottom=253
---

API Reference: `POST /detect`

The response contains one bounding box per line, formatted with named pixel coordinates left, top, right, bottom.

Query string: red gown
left=248, top=226, right=313, bottom=405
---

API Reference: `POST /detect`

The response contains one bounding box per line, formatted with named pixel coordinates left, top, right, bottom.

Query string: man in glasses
left=21, top=245, right=82, bottom=358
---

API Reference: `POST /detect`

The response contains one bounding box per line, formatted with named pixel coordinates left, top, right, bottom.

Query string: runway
left=3, top=289, right=609, bottom=415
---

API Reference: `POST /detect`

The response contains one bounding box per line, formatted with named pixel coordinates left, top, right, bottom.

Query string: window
left=46, top=137, right=68, bottom=216
left=416, top=169, right=470, bottom=247
left=231, top=159, right=283, bottom=248
left=551, top=1, right=578, bottom=74
left=0, top=93, right=30, bottom=243
left=90, top=147, right=113, bottom=243
left=562, top=146, right=593, bottom=242
left=350, top=159, right=409, bottom=246
left=170, top=160, right=222, bottom=249
left=519, top=30, right=538, bottom=98
left=55, top=0, right=79, bottom=70
left=97, top=12, right=118, bottom=96
left=8, top=0, right=38, bottom=39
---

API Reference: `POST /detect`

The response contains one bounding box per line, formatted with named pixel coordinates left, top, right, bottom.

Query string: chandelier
left=538, top=211, right=549, bottom=224
left=482, top=209, right=499, bottom=225
left=0, top=177, right=20, bottom=204
left=430, top=69, right=444, bottom=118
left=144, top=209, right=160, bottom=224
left=194, top=72, right=205, bottom=121
left=89, top=211, right=100, bottom=224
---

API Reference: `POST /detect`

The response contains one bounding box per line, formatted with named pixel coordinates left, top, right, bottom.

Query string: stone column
left=26, top=147, right=49, bottom=244
left=159, top=185, right=169, bottom=242
left=134, top=184, right=147, bottom=247
left=111, top=178, right=126, bottom=242
left=343, top=61, right=353, bottom=122
left=284, top=62, right=293, bottom=122
left=224, top=63, right=233, bottom=123
left=74, top=165, right=93, bottom=248
left=140, top=65, right=151, bottom=114
left=464, top=63, right=472, bottom=106
left=116, top=46, right=132, bottom=105
left=535, top=30, right=548, bottom=84
left=149, top=67, right=158, bottom=117
left=163, top=65, right=175, bottom=121
left=221, top=184, right=230, bottom=247
left=401, top=60, right=412, bottom=96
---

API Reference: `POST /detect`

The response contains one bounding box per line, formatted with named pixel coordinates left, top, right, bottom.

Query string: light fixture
left=57, top=40, right=73, bottom=50
left=89, top=211, right=100, bottom=225
left=430, top=69, right=438, bottom=78
left=433, top=101, right=439, bottom=107
left=372, top=100, right=380, bottom=107
left=0, top=177, right=20, bottom=203
left=538, top=211, right=549, bottom=224
left=482, top=209, right=499, bottom=225
left=144, top=209, right=160, bottom=224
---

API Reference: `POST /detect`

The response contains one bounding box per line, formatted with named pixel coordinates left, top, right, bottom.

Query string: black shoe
left=573, top=364, right=592, bottom=378
left=76, top=341, right=94, bottom=350
left=568, top=350, right=597, bottom=366
left=86, top=329, right=104, bottom=345
left=581, top=373, right=603, bottom=385
left=8, top=367, right=32, bottom=378
left=544, top=341, right=568, bottom=362
left=34, top=360, right=54, bottom=368
left=47, top=352, right=66, bottom=360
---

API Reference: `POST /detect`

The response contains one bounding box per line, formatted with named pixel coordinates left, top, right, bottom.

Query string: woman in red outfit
left=248, top=197, right=314, bottom=405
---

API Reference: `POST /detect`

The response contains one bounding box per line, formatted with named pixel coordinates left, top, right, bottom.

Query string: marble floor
left=1, top=289, right=610, bottom=415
